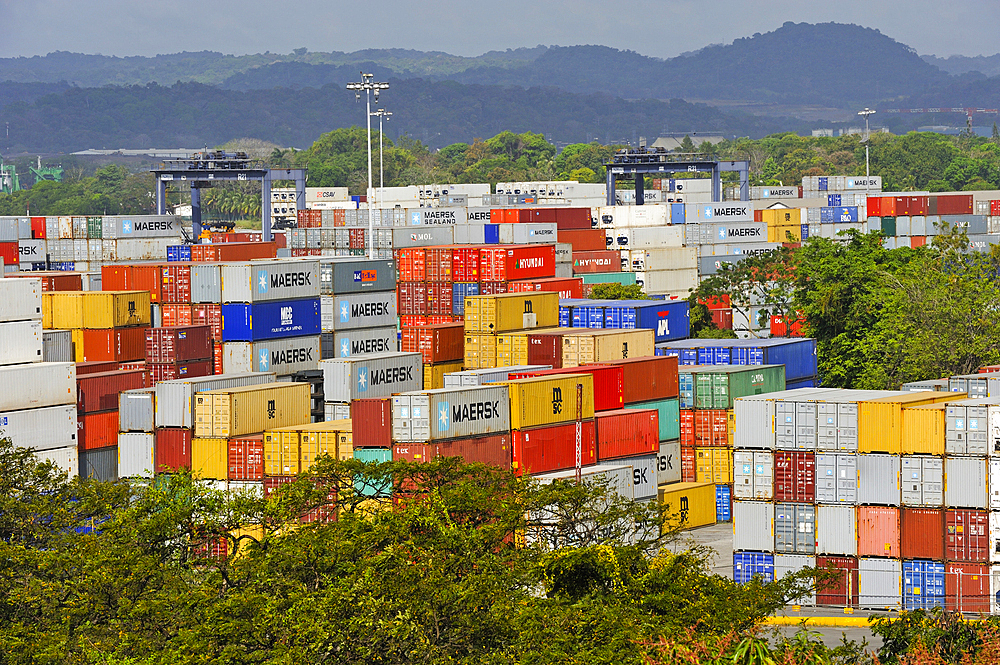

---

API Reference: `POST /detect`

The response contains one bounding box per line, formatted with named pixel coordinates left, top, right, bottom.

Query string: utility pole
left=858, top=108, right=876, bottom=199
left=371, top=108, right=392, bottom=209
left=346, top=73, right=389, bottom=259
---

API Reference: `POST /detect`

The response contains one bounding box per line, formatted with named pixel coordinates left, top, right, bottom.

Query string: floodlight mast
left=347, top=73, right=390, bottom=259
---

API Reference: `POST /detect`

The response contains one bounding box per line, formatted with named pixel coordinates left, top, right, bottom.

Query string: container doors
left=967, top=405, right=989, bottom=455
left=775, top=401, right=796, bottom=449
left=838, top=402, right=858, bottom=451
left=990, top=459, right=1000, bottom=510
left=815, top=454, right=837, bottom=504
left=734, top=451, right=754, bottom=498
left=817, top=402, right=838, bottom=451
left=753, top=451, right=774, bottom=499
left=795, top=402, right=817, bottom=450
left=946, top=405, right=967, bottom=455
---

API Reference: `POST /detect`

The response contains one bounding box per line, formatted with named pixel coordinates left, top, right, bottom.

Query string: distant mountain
left=922, top=54, right=1000, bottom=78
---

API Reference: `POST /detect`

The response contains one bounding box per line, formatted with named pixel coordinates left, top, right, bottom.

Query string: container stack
left=867, top=194, right=995, bottom=250
left=42, top=290, right=152, bottom=365
left=318, top=258, right=398, bottom=363
left=320, top=352, right=424, bottom=425
left=656, top=338, right=819, bottom=390
left=145, top=325, right=214, bottom=383
left=401, top=322, right=464, bottom=389
left=77, top=366, right=147, bottom=480
left=464, top=292, right=561, bottom=370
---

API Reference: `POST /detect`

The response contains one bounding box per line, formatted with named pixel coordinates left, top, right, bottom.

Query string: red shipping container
left=526, top=329, right=582, bottom=369
left=935, top=194, right=974, bottom=216
left=451, top=247, right=480, bottom=282
left=118, top=361, right=145, bottom=372
left=753, top=210, right=763, bottom=223
left=867, top=197, right=882, bottom=217
left=399, top=315, right=429, bottom=328
left=228, top=434, right=264, bottom=480
left=31, top=217, right=46, bottom=239
left=594, top=408, right=659, bottom=460
left=816, top=556, right=859, bottom=606
left=901, top=508, right=945, bottom=560
left=509, top=365, right=624, bottom=412
left=979, top=365, right=1000, bottom=374
left=770, top=315, right=805, bottom=338
left=426, top=282, right=453, bottom=315
left=396, top=248, right=426, bottom=281
left=572, top=250, right=620, bottom=274
left=991, top=200, right=1000, bottom=216
left=0, top=242, right=19, bottom=265
left=161, top=264, right=192, bottom=303
left=77, top=410, right=118, bottom=450
left=401, top=323, right=464, bottom=364
left=479, top=281, right=508, bottom=295
left=427, top=315, right=458, bottom=325
left=774, top=451, right=815, bottom=503
left=694, top=410, right=730, bottom=447
left=557, top=229, right=606, bottom=251
left=145, top=325, right=213, bottom=363
left=437, top=433, right=512, bottom=468
left=699, top=294, right=731, bottom=310
left=101, top=265, right=128, bottom=291
left=680, top=410, right=695, bottom=447
left=76, top=360, right=120, bottom=375
left=946, top=509, right=989, bottom=563
left=591, top=356, right=679, bottom=403
left=129, top=264, right=164, bottom=303
left=161, top=304, right=194, bottom=327
left=880, top=196, right=896, bottom=217
left=554, top=207, right=592, bottom=230
left=480, top=245, right=556, bottom=282
left=191, top=242, right=276, bottom=262
left=155, top=427, right=191, bottom=473
left=910, top=236, right=926, bottom=248
left=909, top=196, right=929, bottom=216
left=512, top=420, right=596, bottom=475
left=191, top=303, right=222, bottom=340
left=80, top=326, right=148, bottom=363
left=857, top=506, right=900, bottom=557
left=398, top=282, right=428, bottom=315
left=711, top=309, right=734, bottom=330
left=77, top=369, right=146, bottom=414
left=945, top=563, right=990, bottom=613
left=147, top=358, right=213, bottom=384
left=213, top=341, right=223, bottom=375
left=351, top=398, right=392, bottom=448
left=424, top=247, right=453, bottom=282
left=508, top=277, right=583, bottom=300
left=393, top=444, right=435, bottom=463
left=681, top=443, right=695, bottom=482
left=528, top=208, right=557, bottom=223
left=263, top=476, right=338, bottom=524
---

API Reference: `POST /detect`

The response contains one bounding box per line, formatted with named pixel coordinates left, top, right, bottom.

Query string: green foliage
left=587, top=283, right=647, bottom=300
left=870, top=609, right=997, bottom=664
left=0, top=165, right=155, bottom=215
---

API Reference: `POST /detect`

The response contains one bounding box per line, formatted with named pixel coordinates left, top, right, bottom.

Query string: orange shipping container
left=78, top=410, right=119, bottom=450
left=401, top=322, right=465, bottom=364
left=694, top=409, right=729, bottom=447
left=857, top=506, right=900, bottom=557
left=900, top=508, right=945, bottom=560
left=79, top=326, right=148, bottom=363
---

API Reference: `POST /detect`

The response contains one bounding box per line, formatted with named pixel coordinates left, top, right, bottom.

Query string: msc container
left=658, top=481, right=716, bottom=529
left=815, top=453, right=857, bottom=504
left=594, top=408, right=658, bottom=460
left=733, top=450, right=774, bottom=499
left=221, top=297, right=321, bottom=342
left=42, top=329, right=73, bottom=362
left=509, top=365, right=624, bottom=412
left=322, top=291, right=397, bottom=331
left=858, top=391, right=958, bottom=454
left=946, top=509, right=989, bottom=563
left=857, top=506, right=901, bottom=557
left=733, top=500, right=773, bottom=552
left=946, top=399, right=992, bottom=455
left=562, top=329, right=655, bottom=368
left=656, top=440, right=681, bottom=485
left=857, top=454, right=901, bottom=506
left=859, top=558, right=902, bottom=609
left=901, top=404, right=946, bottom=455
left=0, top=277, right=42, bottom=322
left=774, top=451, right=816, bottom=503
left=593, top=355, right=679, bottom=404
left=946, top=562, right=990, bottom=612
left=443, top=365, right=551, bottom=388
left=504, top=374, right=596, bottom=430
left=816, top=505, right=857, bottom=556
left=945, top=457, right=988, bottom=508
left=391, top=385, right=510, bottom=443
left=0, top=320, right=43, bottom=365
left=903, top=559, right=946, bottom=610
left=119, top=388, right=155, bottom=433
left=817, top=555, right=859, bottom=606
left=80, top=446, right=118, bottom=481
left=464, top=292, right=560, bottom=334
left=222, top=335, right=320, bottom=375
left=774, top=502, right=816, bottom=554
left=774, top=554, right=817, bottom=605
left=901, top=508, right=946, bottom=559
left=901, top=456, right=944, bottom=506
left=154, top=373, right=277, bottom=429
left=733, top=552, right=774, bottom=584
left=117, top=432, right=154, bottom=477
left=77, top=370, right=146, bottom=414
left=512, top=419, right=597, bottom=475
left=220, top=260, right=320, bottom=303
left=321, top=352, right=423, bottom=403
left=194, top=382, right=311, bottom=438
left=0, top=361, right=74, bottom=411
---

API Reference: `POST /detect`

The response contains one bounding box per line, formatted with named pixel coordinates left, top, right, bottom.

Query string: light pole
left=370, top=108, right=392, bottom=208
left=858, top=108, right=876, bottom=199
left=346, top=73, right=389, bottom=259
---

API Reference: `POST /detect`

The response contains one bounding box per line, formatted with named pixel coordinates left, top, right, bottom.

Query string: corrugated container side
left=512, top=420, right=597, bottom=475
left=859, top=558, right=902, bottom=609
left=195, top=382, right=310, bottom=438
left=118, top=388, right=155, bottom=433
left=857, top=506, right=901, bottom=557
left=945, top=457, right=988, bottom=508
left=80, top=446, right=118, bottom=481
left=592, top=355, right=679, bottom=403
left=505, top=374, right=595, bottom=430
left=658, top=482, right=716, bottom=529
left=733, top=500, right=773, bottom=552
left=351, top=398, right=392, bottom=448
left=900, top=508, right=945, bottom=559
left=945, top=562, right=990, bottom=612
left=946, top=509, right=989, bottom=563
left=154, top=373, right=278, bottom=429
left=0, top=362, right=75, bottom=411
left=77, top=370, right=147, bottom=414
left=78, top=410, right=119, bottom=450
left=816, top=504, right=857, bottom=556
left=595, top=409, right=658, bottom=460
left=117, top=432, right=154, bottom=477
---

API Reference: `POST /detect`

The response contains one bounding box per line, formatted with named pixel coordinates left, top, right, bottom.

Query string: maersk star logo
left=259, top=348, right=270, bottom=371
left=340, top=300, right=350, bottom=322
left=258, top=270, right=269, bottom=292
left=357, top=367, right=368, bottom=392
left=438, top=402, right=450, bottom=430
left=718, top=227, right=727, bottom=240
left=122, top=219, right=133, bottom=234
left=340, top=339, right=350, bottom=357
left=703, top=206, right=713, bottom=219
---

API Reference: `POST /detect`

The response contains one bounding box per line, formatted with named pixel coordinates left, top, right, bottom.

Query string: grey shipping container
left=0, top=277, right=42, bottom=323
left=948, top=373, right=1000, bottom=399
left=733, top=450, right=773, bottom=499
left=320, top=259, right=397, bottom=295
left=102, top=215, right=179, bottom=238
left=901, top=456, right=944, bottom=507
left=0, top=320, right=43, bottom=366
left=534, top=464, right=634, bottom=503
left=119, top=388, right=156, bottom=433
left=733, top=500, right=774, bottom=551
left=321, top=291, right=397, bottom=331
left=222, top=335, right=321, bottom=375
left=774, top=554, right=816, bottom=605
left=191, top=264, right=222, bottom=303
left=815, top=453, right=857, bottom=504
left=945, top=457, right=988, bottom=508
left=80, top=446, right=118, bottom=482
left=857, top=454, right=901, bottom=506
left=118, top=432, right=155, bottom=477
left=656, top=440, right=681, bottom=485
left=815, top=504, right=857, bottom=556
left=0, top=404, right=76, bottom=451
left=946, top=400, right=993, bottom=455
left=859, top=558, right=902, bottom=609
left=0, top=362, right=75, bottom=412
left=392, top=226, right=454, bottom=248
left=991, top=459, right=1000, bottom=509
left=19, top=239, right=45, bottom=262
left=220, top=260, right=320, bottom=303
left=392, top=385, right=511, bottom=442
left=333, top=326, right=399, bottom=357
left=154, top=372, right=277, bottom=429
left=321, top=352, right=423, bottom=403
left=602, top=453, right=657, bottom=500
left=733, top=389, right=837, bottom=449
left=34, top=445, right=79, bottom=478
left=443, top=365, right=553, bottom=388
left=42, top=329, right=73, bottom=362
left=775, top=502, right=816, bottom=554
left=324, top=402, right=351, bottom=422
left=0, top=217, right=17, bottom=241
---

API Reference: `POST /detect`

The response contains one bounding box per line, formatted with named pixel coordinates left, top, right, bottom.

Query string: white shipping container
left=18, top=239, right=45, bottom=263
left=629, top=247, right=697, bottom=271
left=113, top=237, right=182, bottom=260
left=733, top=450, right=773, bottom=499
left=324, top=401, right=351, bottom=421
left=733, top=389, right=838, bottom=449
left=321, top=352, right=423, bottom=403
left=499, top=223, right=558, bottom=244
left=639, top=269, right=698, bottom=295
left=733, top=500, right=773, bottom=551
left=600, top=453, right=657, bottom=499
left=222, top=336, right=321, bottom=376
left=533, top=464, right=634, bottom=502
left=33, top=445, right=79, bottom=478
left=901, top=455, right=944, bottom=506
left=686, top=202, right=753, bottom=223
left=119, top=388, right=156, bottom=433
left=0, top=320, right=43, bottom=366
left=945, top=457, right=988, bottom=508
left=815, top=504, right=857, bottom=556
left=0, top=362, right=74, bottom=411
left=101, top=215, right=180, bottom=239
left=392, top=226, right=454, bottom=247
left=392, top=385, right=511, bottom=442
left=857, top=453, right=901, bottom=506
left=656, top=440, right=681, bottom=485
left=321, top=292, right=397, bottom=331
left=118, top=432, right=155, bottom=477
left=220, top=260, right=320, bottom=304
left=774, top=554, right=816, bottom=605
left=0, top=404, right=76, bottom=451
left=442, top=365, right=552, bottom=388
left=0, top=277, right=42, bottom=322
left=154, top=373, right=277, bottom=429
left=629, top=226, right=685, bottom=248
left=815, top=452, right=857, bottom=504
left=859, top=558, right=901, bottom=609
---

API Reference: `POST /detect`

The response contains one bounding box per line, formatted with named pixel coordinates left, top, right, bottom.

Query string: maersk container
left=322, top=291, right=397, bottom=331
left=656, top=439, right=680, bottom=484
left=680, top=364, right=786, bottom=410
left=221, top=297, right=320, bottom=342
left=331, top=324, right=398, bottom=357
left=901, top=456, right=944, bottom=507
left=119, top=388, right=155, bottom=433
left=442, top=365, right=552, bottom=388
left=101, top=215, right=180, bottom=238
left=733, top=500, right=773, bottom=551
left=321, top=352, right=423, bottom=403
left=220, top=260, right=320, bottom=303
left=857, top=454, right=901, bottom=506
left=0, top=361, right=74, bottom=411
left=222, top=335, right=321, bottom=375
left=155, top=373, right=277, bottom=429
left=945, top=399, right=991, bottom=455
left=859, top=558, right=902, bottom=609
left=602, top=300, right=690, bottom=342
left=533, top=464, right=634, bottom=502
left=734, top=551, right=774, bottom=583
left=945, top=457, right=988, bottom=509
left=391, top=385, right=511, bottom=442
left=0, top=404, right=76, bottom=451
left=42, top=329, right=73, bottom=362
left=0, top=277, right=42, bottom=322
left=320, top=258, right=396, bottom=295
left=774, top=502, right=815, bottom=554
left=948, top=373, right=1000, bottom=398
left=816, top=504, right=857, bottom=556
left=903, top=560, right=946, bottom=610
left=815, top=453, right=857, bottom=504
left=734, top=450, right=773, bottom=499
left=0, top=320, right=43, bottom=366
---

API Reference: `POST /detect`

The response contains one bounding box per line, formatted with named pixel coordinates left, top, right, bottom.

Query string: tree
left=677, top=135, right=696, bottom=153
left=588, top=283, right=646, bottom=300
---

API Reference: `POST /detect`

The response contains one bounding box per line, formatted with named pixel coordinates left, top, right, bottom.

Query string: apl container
left=443, top=365, right=552, bottom=388
left=391, top=385, right=511, bottom=443
left=601, top=300, right=690, bottom=342
left=222, top=335, right=321, bottom=375
left=321, top=352, right=423, bottom=403
left=322, top=292, right=397, bottom=331
left=0, top=404, right=77, bottom=451
left=0, top=361, right=74, bottom=411
left=221, top=297, right=321, bottom=342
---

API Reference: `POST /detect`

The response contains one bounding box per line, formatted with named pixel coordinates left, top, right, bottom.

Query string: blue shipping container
left=697, top=346, right=731, bottom=366
left=559, top=306, right=571, bottom=327
left=800, top=224, right=809, bottom=240
left=827, top=194, right=842, bottom=207
left=678, top=372, right=695, bottom=409
left=716, top=485, right=732, bottom=522
left=729, top=338, right=817, bottom=382
left=452, top=282, right=479, bottom=315
left=822, top=207, right=860, bottom=223
left=671, top=203, right=686, bottom=224
left=786, top=377, right=819, bottom=390
left=818, top=177, right=828, bottom=191
left=221, top=297, right=321, bottom=342
left=734, top=552, right=774, bottom=583
left=575, top=305, right=605, bottom=328
left=484, top=224, right=500, bottom=244
left=903, top=560, right=945, bottom=610
left=167, top=245, right=191, bottom=262
left=603, top=300, right=690, bottom=342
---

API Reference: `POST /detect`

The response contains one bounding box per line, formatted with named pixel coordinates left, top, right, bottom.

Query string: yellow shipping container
left=464, top=333, right=497, bottom=369
left=424, top=360, right=464, bottom=389
left=83, top=291, right=151, bottom=328
left=497, top=327, right=561, bottom=366
left=42, top=292, right=53, bottom=328
left=195, top=382, right=311, bottom=438
left=71, top=329, right=85, bottom=362
left=768, top=224, right=801, bottom=243
left=561, top=329, right=655, bottom=367
left=901, top=403, right=947, bottom=455
left=264, top=420, right=353, bottom=475
left=761, top=208, right=801, bottom=226
left=727, top=410, right=736, bottom=447
left=695, top=447, right=732, bottom=484
left=47, top=292, right=84, bottom=329
left=464, top=292, right=559, bottom=334
left=504, top=374, right=595, bottom=430
left=859, top=391, right=962, bottom=454
left=658, top=481, right=716, bottom=529
left=191, top=438, right=229, bottom=480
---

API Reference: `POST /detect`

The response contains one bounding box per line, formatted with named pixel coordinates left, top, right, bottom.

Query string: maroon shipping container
left=945, top=562, right=990, bottom=613
left=527, top=208, right=557, bottom=223
left=946, top=509, right=989, bottom=563
left=76, top=360, right=121, bottom=376
left=901, top=508, right=945, bottom=560
left=773, top=451, right=815, bottom=503
left=190, top=242, right=277, bottom=262
left=155, top=427, right=192, bottom=473
left=350, top=398, right=392, bottom=448
left=401, top=322, right=464, bottom=364
left=557, top=229, right=606, bottom=251
left=398, top=282, right=428, bottom=315
left=554, top=207, right=592, bottom=230
left=80, top=326, right=147, bottom=363
left=160, top=264, right=192, bottom=304
left=145, top=325, right=213, bottom=363
left=77, top=369, right=147, bottom=414
left=77, top=410, right=119, bottom=450
left=934, top=194, right=974, bottom=216
left=591, top=355, right=679, bottom=403
left=572, top=250, right=620, bottom=274
left=526, top=329, right=587, bottom=369
left=228, top=434, right=264, bottom=481
left=437, top=433, right=512, bottom=468
left=393, top=444, right=435, bottom=463
left=6, top=271, right=82, bottom=291
left=509, top=365, right=624, bottom=412
left=426, top=282, right=453, bottom=316
left=479, top=281, right=508, bottom=295
left=191, top=304, right=222, bottom=340
left=594, top=408, right=659, bottom=461
left=816, top=556, right=859, bottom=607
left=147, top=358, right=213, bottom=384
left=512, top=419, right=597, bottom=475
left=681, top=443, right=695, bottom=482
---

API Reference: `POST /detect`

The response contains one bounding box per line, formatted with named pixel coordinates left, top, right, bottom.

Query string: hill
left=921, top=53, right=1000, bottom=78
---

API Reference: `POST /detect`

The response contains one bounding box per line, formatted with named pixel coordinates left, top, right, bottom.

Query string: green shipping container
left=353, top=448, right=392, bottom=497
left=880, top=217, right=896, bottom=237
left=625, top=397, right=679, bottom=441
left=580, top=272, right=636, bottom=286
left=87, top=217, right=103, bottom=239
left=682, top=365, right=786, bottom=409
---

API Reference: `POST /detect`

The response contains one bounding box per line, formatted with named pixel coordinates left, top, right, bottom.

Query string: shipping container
left=0, top=320, right=42, bottom=366
left=946, top=509, right=989, bottom=563
left=505, top=374, right=595, bottom=430
left=443, top=365, right=551, bottom=388
left=733, top=450, right=774, bottom=499
left=42, top=329, right=73, bottom=362
left=80, top=446, right=117, bottom=481
left=815, top=453, right=857, bottom=504
left=694, top=447, right=732, bottom=484
left=733, top=500, right=773, bottom=552
left=145, top=325, right=212, bottom=364
left=155, top=427, right=191, bottom=472
left=78, top=410, right=119, bottom=450
left=220, top=260, right=320, bottom=303
left=327, top=326, right=398, bottom=358
left=592, top=355, right=679, bottom=404
left=656, top=440, right=681, bottom=485
left=391, top=385, right=511, bottom=443
left=0, top=361, right=74, bottom=412
left=525, top=329, right=590, bottom=369
left=734, top=551, right=774, bottom=583
left=479, top=245, right=556, bottom=282
left=464, top=292, right=560, bottom=334
left=594, top=408, right=658, bottom=460
left=321, top=352, right=423, bottom=403
left=774, top=554, right=817, bottom=605
left=945, top=457, right=988, bottom=508
left=816, top=505, right=857, bottom=556
left=562, top=329, right=655, bottom=368
left=222, top=297, right=321, bottom=342
left=946, top=399, right=992, bottom=455
left=147, top=359, right=213, bottom=384
left=512, top=419, right=597, bottom=475
left=659, top=482, right=716, bottom=529
left=901, top=404, right=947, bottom=455
left=349, top=398, right=392, bottom=448
left=154, top=373, right=277, bottom=429
left=0, top=404, right=76, bottom=451
left=859, top=558, right=902, bottom=609
left=774, top=502, right=815, bottom=554
left=509, top=365, right=624, bottom=412
left=681, top=364, right=786, bottom=410
left=903, top=559, right=945, bottom=610
left=945, top=562, right=990, bottom=612
left=77, top=369, right=146, bottom=414
left=859, top=391, right=959, bottom=454
left=901, top=508, right=945, bottom=559
left=194, top=382, right=311, bottom=438
left=401, top=323, right=464, bottom=364
left=0, top=277, right=42, bottom=322
left=774, top=451, right=816, bottom=503
left=857, top=506, right=901, bottom=557
left=119, top=388, right=155, bottom=433
left=77, top=326, right=147, bottom=363
left=322, top=291, right=397, bottom=331
left=424, top=360, right=463, bottom=390
left=816, top=555, right=859, bottom=606
left=228, top=434, right=265, bottom=480
left=221, top=335, right=320, bottom=376
left=901, top=456, right=944, bottom=506
left=117, top=432, right=154, bottom=477
left=857, top=454, right=901, bottom=506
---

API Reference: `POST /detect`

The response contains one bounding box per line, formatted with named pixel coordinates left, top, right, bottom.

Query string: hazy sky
left=0, top=0, right=997, bottom=59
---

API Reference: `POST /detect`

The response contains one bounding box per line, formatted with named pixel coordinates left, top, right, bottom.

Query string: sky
left=0, top=0, right=998, bottom=59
